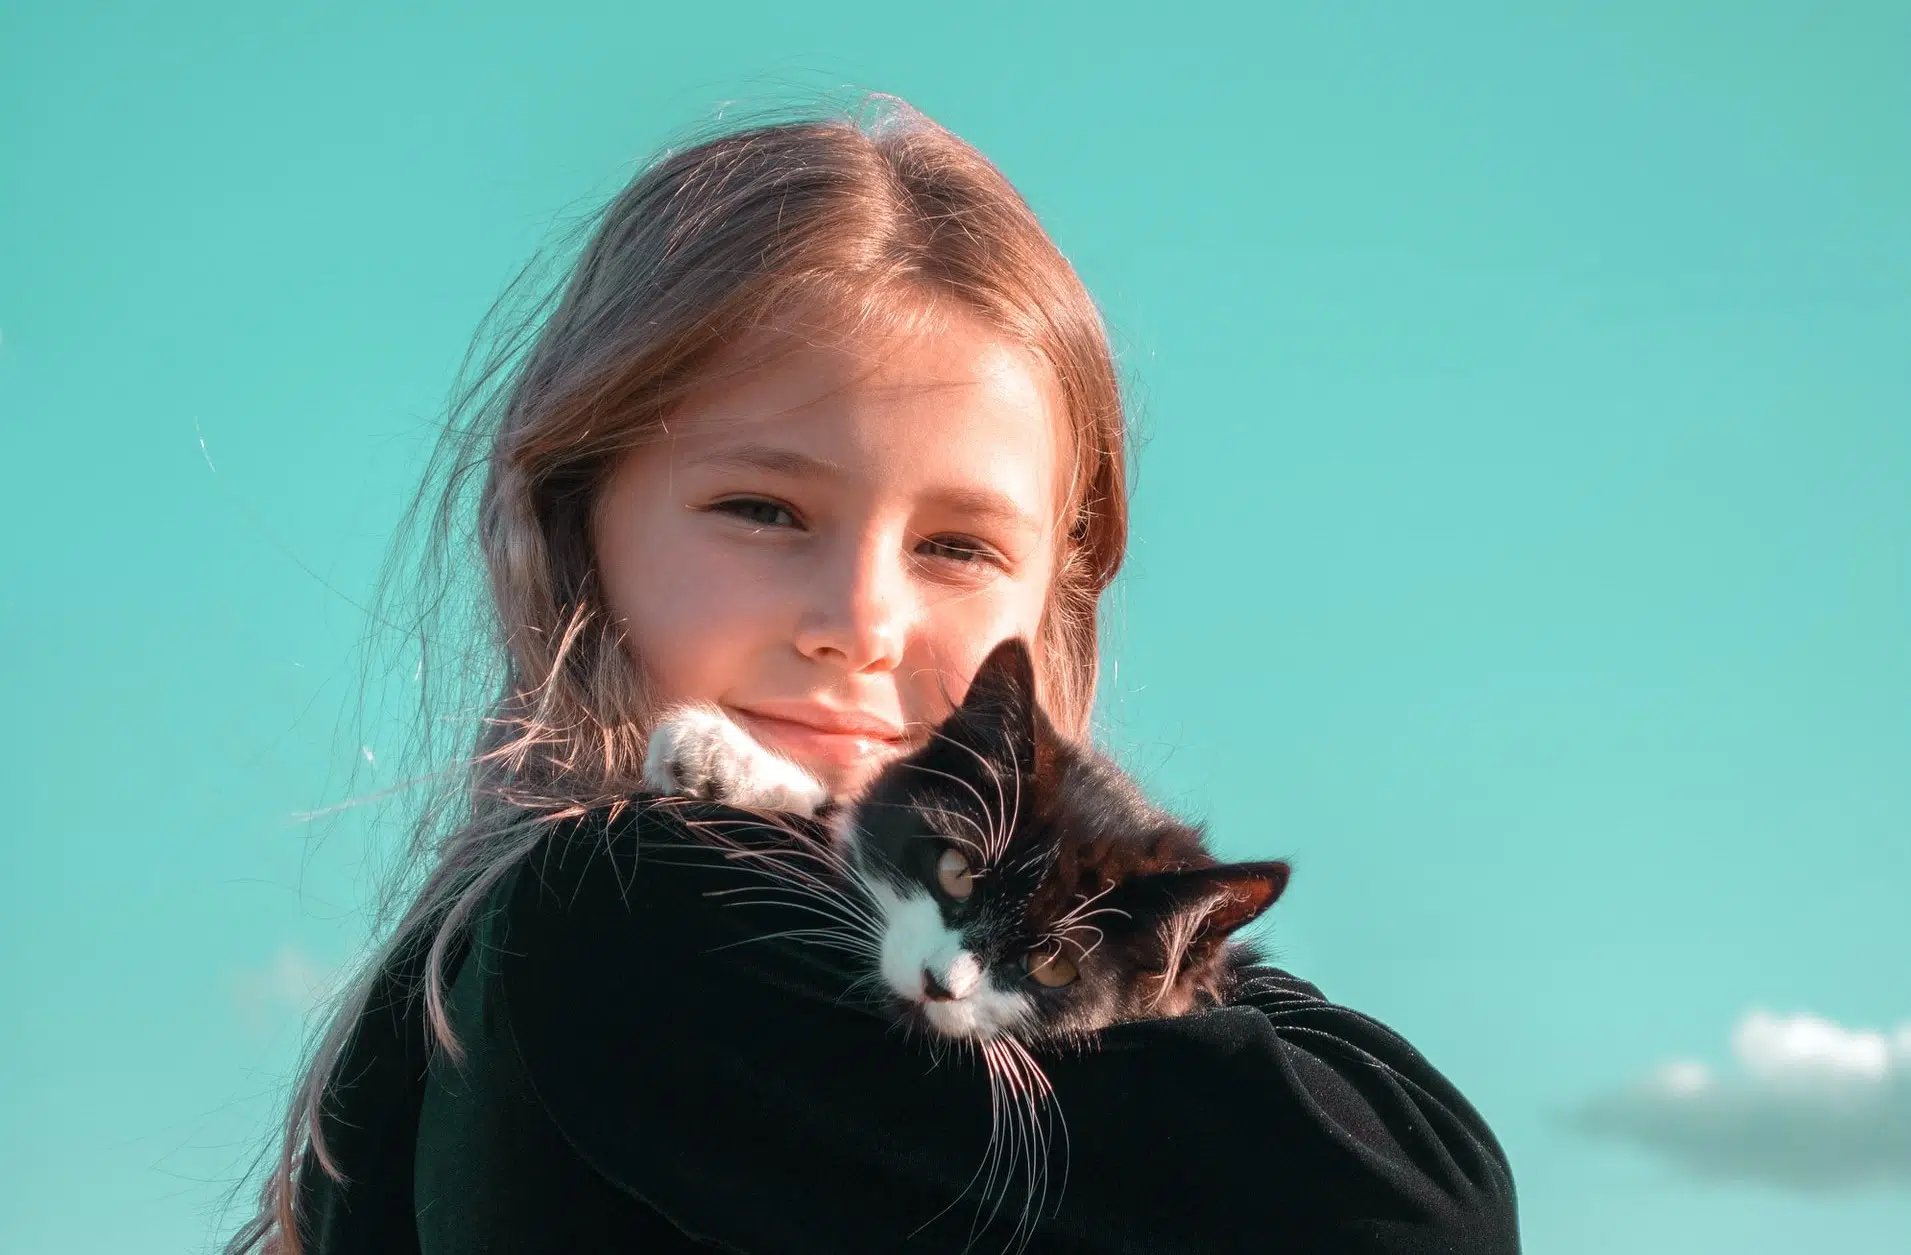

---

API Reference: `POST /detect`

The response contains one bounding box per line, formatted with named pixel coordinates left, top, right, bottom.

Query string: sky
left=2, top=2, right=1907, bottom=1251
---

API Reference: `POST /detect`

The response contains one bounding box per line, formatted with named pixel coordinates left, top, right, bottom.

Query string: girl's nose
left=793, top=536, right=913, bottom=674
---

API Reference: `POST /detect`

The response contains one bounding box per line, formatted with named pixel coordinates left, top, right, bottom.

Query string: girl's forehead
left=665, top=315, right=1072, bottom=520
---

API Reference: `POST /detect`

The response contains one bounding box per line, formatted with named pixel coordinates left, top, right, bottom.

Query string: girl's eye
left=711, top=498, right=799, bottom=529
left=935, top=848, right=974, bottom=900
left=1024, top=945, right=1077, bottom=989
left=916, top=535, right=996, bottom=565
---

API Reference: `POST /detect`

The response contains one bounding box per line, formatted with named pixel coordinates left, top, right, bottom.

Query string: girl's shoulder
left=496, top=797, right=864, bottom=995
left=485, top=800, right=1521, bottom=1255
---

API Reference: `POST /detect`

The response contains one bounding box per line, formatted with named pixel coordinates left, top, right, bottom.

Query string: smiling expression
left=592, top=307, right=1068, bottom=797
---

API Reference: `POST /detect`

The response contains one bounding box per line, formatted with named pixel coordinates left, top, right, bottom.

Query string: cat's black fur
left=841, top=638, right=1290, bottom=1043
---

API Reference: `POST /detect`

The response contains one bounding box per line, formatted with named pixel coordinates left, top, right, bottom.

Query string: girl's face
left=592, top=308, right=1066, bottom=797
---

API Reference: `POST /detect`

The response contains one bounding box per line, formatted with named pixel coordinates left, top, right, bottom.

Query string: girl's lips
left=725, top=707, right=907, bottom=784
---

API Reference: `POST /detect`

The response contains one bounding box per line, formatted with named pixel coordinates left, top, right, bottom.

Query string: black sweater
left=295, top=802, right=1521, bottom=1253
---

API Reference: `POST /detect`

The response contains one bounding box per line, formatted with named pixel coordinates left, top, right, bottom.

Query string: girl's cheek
left=909, top=578, right=1050, bottom=714
left=646, top=549, right=783, bottom=661
left=604, top=522, right=769, bottom=703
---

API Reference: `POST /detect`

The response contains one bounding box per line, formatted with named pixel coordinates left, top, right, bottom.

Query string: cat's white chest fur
left=641, top=704, right=832, bottom=817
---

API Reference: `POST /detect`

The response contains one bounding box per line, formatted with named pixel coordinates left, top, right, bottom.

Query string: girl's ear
left=1121, top=860, right=1292, bottom=959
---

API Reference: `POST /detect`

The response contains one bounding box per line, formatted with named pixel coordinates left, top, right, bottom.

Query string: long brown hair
left=228, top=95, right=1130, bottom=1254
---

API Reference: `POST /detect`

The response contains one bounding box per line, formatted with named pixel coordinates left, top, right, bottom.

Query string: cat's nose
left=920, top=954, right=982, bottom=1001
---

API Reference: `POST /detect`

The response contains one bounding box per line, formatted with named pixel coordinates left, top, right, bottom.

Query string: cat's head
left=837, top=639, right=1290, bottom=1043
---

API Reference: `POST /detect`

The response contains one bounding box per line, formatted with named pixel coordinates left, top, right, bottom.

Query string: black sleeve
left=463, top=802, right=1520, bottom=1255
left=292, top=935, right=446, bottom=1255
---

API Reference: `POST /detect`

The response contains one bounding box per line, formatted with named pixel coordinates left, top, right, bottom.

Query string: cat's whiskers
left=921, top=801, right=992, bottom=845
left=969, top=1039, right=1019, bottom=1246
left=664, top=810, right=892, bottom=957
left=917, top=730, right=1016, bottom=864
left=903, top=817, right=987, bottom=865
left=693, top=844, right=863, bottom=897
left=714, top=925, right=882, bottom=961
left=1012, top=1034, right=1065, bottom=1216
left=1001, top=748, right=1023, bottom=867
left=899, top=757, right=1001, bottom=847
left=1048, top=881, right=1123, bottom=931
left=833, top=970, right=891, bottom=1012
left=732, top=875, right=878, bottom=919
left=1006, top=850, right=1049, bottom=880
left=871, top=756, right=1020, bottom=905
left=965, top=1031, right=1061, bottom=1255
left=1060, top=924, right=1106, bottom=964
left=911, top=1036, right=1002, bottom=1248
left=694, top=846, right=884, bottom=932
left=922, top=1027, right=952, bottom=1071
left=664, top=809, right=847, bottom=879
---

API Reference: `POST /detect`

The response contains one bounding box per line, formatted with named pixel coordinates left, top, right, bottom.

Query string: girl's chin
left=789, top=750, right=899, bottom=800
left=806, top=758, right=882, bottom=799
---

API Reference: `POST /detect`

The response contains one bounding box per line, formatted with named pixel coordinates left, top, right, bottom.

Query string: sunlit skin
left=592, top=309, right=1068, bottom=798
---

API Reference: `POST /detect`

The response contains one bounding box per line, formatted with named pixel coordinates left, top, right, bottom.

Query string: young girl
left=231, top=99, right=1519, bottom=1254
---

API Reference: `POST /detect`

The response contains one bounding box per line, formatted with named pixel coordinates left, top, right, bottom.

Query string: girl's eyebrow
left=682, top=442, right=842, bottom=477
left=925, top=487, right=1043, bottom=539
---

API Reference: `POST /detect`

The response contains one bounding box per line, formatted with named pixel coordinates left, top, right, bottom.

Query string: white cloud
left=1574, top=1008, right=1911, bottom=1189
left=231, top=944, right=335, bottom=1033
left=1734, top=1009, right=1908, bottom=1087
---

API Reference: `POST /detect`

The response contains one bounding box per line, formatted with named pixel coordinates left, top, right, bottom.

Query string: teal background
left=3, top=2, right=1907, bottom=1250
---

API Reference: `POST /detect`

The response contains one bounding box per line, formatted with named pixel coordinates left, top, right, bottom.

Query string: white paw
left=642, top=705, right=830, bottom=817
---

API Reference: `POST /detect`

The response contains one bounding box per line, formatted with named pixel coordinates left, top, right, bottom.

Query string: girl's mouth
left=724, top=704, right=908, bottom=785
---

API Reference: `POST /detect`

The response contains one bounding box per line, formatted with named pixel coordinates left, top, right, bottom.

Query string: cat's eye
left=936, top=848, right=974, bottom=900
left=1024, top=945, right=1078, bottom=989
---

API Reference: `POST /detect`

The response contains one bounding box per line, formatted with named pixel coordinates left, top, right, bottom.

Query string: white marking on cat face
left=941, top=951, right=983, bottom=999
left=866, top=879, right=1033, bottom=1040
left=921, top=986, right=1034, bottom=1040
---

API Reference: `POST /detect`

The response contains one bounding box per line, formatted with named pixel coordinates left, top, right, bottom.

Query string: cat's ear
left=1123, top=859, right=1291, bottom=962
left=941, top=638, right=1043, bottom=772
left=958, top=637, right=1038, bottom=724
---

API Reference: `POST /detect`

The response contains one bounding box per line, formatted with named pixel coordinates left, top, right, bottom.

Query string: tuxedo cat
left=643, top=639, right=1290, bottom=1247
left=643, top=638, right=1290, bottom=1046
